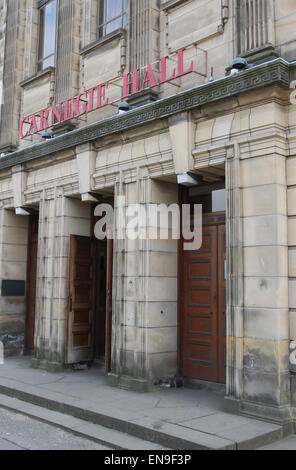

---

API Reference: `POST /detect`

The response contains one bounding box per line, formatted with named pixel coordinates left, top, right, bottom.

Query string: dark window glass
left=38, top=0, right=57, bottom=71
left=98, top=0, right=127, bottom=38
left=188, top=183, right=226, bottom=214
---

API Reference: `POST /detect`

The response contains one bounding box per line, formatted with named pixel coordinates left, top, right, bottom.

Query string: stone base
left=224, top=396, right=241, bottom=415
left=127, top=89, right=159, bottom=108
left=225, top=397, right=293, bottom=436
left=241, top=45, right=280, bottom=65
left=108, top=373, right=156, bottom=393
left=31, top=358, right=64, bottom=373
left=184, top=377, right=226, bottom=394
left=52, top=121, right=76, bottom=136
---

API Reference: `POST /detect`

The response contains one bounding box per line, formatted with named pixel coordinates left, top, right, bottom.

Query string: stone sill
left=80, top=28, right=126, bottom=56
left=161, top=0, right=190, bottom=11
left=20, top=67, right=55, bottom=88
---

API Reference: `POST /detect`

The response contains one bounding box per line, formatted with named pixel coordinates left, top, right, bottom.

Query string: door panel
left=105, top=238, right=113, bottom=372
left=182, top=222, right=226, bottom=383
left=183, top=225, right=218, bottom=382
left=65, top=235, right=96, bottom=364
left=25, top=214, right=39, bottom=351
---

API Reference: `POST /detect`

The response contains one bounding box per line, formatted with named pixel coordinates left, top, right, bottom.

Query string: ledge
left=0, top=58, right=293, bottom=171
left=161, top=0, right=190, bottom=11
left=80, top=29, right=126, bottom=56
left=20, top=67, right=55, bottom=88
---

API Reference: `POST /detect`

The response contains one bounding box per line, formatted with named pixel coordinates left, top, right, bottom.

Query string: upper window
left=98, top=0, right=127, bottom=39
left=38, top=0, right=57, bottom=71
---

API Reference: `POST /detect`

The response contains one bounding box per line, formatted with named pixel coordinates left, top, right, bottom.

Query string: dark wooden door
left=65, top=235, right=96, bottom=364
left=182, top=219, right=226, bottom=383
left=25, top=214, right=39, bottom=351
left=218, top=224, right=226, bottom=383
left=105, top=238, right=113, bottom=372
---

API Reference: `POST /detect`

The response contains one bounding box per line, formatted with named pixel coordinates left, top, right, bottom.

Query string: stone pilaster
left=226, top=125, right=290, bottom=426
left=110, top=176, right=178, bottom=391
left=0, top=0, right=26, bottom=150
left=55, top=0, right=80, bottom=104
left=0, top=0, right=7, bottom=124
left=34, top=191, right=91, bottom=370
left=225, top=144, right=244, bottom=404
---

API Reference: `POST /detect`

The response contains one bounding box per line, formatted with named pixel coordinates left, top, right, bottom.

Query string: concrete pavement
left=0, top=357, right=286, bottom=450
left=0, top=407, right=111, bottom=450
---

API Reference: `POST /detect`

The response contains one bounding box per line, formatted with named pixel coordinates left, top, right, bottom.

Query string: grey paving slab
left=74, top=422, right=167, bottom=450
left=0, top=436, right=23, bottom=450
left=179, top=412, right=282, bottom=450
left=0, top=357, right=285, bottom=450
left=127, top=416, right=236, bottom=450
left=0, top=394, right=167, bottom=450
left=259, top=436, right=296, bottom=450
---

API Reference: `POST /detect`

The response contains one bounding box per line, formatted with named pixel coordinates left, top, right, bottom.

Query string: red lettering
left=88, top=87, right=95, bottom=112
left=28, top=115, right=39, bottom=135
left=19, top=50, right=196, bottom=134
left=40, top=108, right=49, bottom=131
left=51, top=103, right=63, bottom=126
left=122, top=69, right=139, bottom=99
left=96, top=83, right=109, bottom=109
left=64, top=97, right=75, bottom=121
left=177, top=48, right=194, bottom=77
left=160, top=56, right=176, bottom=84
left=141, top=64, right=157, bottom=91
left=19, top=118, right=26, bottom=139
left=75, top=91, right=89, bottom=116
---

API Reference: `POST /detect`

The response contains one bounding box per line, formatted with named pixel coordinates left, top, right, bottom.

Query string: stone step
left=0, top=394, right=167, bottom=450
left=0, top=379, right=283, bottom=450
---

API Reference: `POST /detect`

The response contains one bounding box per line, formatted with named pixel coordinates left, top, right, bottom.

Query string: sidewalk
left=0, top=357, right=284, bottom=450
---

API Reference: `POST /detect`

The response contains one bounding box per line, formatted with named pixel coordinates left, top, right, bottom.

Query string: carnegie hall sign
left=19, top=49, right=195, bottom=139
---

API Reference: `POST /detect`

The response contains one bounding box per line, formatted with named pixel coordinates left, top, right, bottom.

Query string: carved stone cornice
left=0, top=58, right=293, bottom=172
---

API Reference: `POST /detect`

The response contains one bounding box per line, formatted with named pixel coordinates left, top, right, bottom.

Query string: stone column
left=226, top=134, right=290, bottom=426
left=55, top=0, right=80, bottom=104
left=33, top=190, right=91, bottom=370
left=0, top=0, right=7, bottom=124
left=225, top=144, right=244, bottom=404
left=81, top=0, right=97, bottom=49
left=110, top=176, right=178, bottom=391
left=287, top=101, right=296, bottom=406
left=0, top=0, right=26, bottom=150
left=0, top=206, right=28, bottom=354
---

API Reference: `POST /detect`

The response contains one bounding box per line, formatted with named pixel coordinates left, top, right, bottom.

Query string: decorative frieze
left=0, top=58, right=292, bottom=171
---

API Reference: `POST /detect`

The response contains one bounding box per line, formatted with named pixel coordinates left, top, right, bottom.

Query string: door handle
left=69, top=295, right=73, bottom=312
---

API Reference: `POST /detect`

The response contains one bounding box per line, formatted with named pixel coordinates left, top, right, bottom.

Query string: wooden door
left=105, top=238, right=113, bottom=372
left=218, top=224, right=226, bottom=383
left=182, top=219, right=226, bottom=383
left=25, top=214, right=39, bottom=351
left=65, top=235, right=96, bottom=364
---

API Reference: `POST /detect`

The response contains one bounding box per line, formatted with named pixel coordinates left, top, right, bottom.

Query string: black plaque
left=1, top=280, right=26, bottom=297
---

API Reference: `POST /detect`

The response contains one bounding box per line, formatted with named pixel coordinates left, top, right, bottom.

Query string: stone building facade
left=0, top=0, right=296, bottom=430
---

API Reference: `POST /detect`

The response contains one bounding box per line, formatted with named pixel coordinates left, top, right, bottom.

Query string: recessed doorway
left=179, top=183, right=226, bottom=384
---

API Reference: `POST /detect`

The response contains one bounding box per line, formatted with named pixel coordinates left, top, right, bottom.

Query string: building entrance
left=180, top=184, right=226, bottom=384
